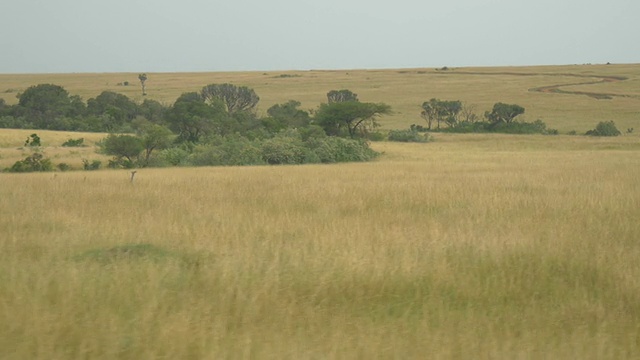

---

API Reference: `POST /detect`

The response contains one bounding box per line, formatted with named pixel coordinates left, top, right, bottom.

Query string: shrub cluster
left=180, top=130, right=378, bottom=167
left=586, top=121, right=621, bottom=136
left=388, top=129, right=431, bottom=142
left=5, top=152, right=53, bottom=173
left=62, top=138, right=85, bottom=147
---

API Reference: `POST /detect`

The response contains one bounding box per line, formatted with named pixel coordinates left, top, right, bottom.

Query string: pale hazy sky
left=1, top=0, right=638, bottom=73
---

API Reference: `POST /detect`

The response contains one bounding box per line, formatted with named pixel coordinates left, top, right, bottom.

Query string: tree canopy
left=201, top=83, right=260, bottom=114
left=421, top=98, right=462, bottom=130
left=327, top=89, right=359, bottom=103
left=315, top=101, right=391, bottom=138
left=485, top=103, right=525, bottom=124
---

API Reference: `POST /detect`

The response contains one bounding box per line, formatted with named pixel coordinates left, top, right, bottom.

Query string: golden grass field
left=1, top=65, right=640, bottom=358
left=1, top=63, right=639, bottom=132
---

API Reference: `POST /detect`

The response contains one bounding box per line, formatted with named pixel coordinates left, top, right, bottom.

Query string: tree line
left=2, top=84, right=390, bottom=171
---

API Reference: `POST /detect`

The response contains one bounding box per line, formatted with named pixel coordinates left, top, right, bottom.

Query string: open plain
left=1, top=64, right=639, bottom=358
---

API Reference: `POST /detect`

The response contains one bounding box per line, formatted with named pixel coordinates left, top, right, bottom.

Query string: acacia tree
left=327, top=89, right=359, bottom=103
left=138, top=73, right=148, bottom=96
left=200, top=83, right=259, bottom=114
left=315, top=101, right=391, bottom=138
left=485, top=102, right=525, bottom=124
left=421, top=98, right=462, bottom=130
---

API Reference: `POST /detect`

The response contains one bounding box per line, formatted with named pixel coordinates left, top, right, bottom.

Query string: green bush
left=388, top=129, right=431, bottom=142
left=24, top=133, right=41, bottom=147
left=62, top=138, right=85, bottom=147
left=57, top=163, right=72, bottom=171
left=82, top=159, right=102, bottom=171
left=321, top=137, right=378, bottom=163
left=261, top=136, right=307, bottom=165
left=366, top=131, right=386, bottom=141
left=154, top=147, right=191, bottom=166
left=5, top=152, right=53, bottom=172
left=586, top=121, right=621, bottom=136
left=189, top=137, right=264, bottom=166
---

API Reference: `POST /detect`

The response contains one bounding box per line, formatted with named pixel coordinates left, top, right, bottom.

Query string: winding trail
left=432, top=70, right=638, bottom=100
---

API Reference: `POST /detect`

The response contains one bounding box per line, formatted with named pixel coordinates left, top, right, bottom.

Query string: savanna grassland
left=1, top=63, right=639, bottom=132
left=1, top=65, right=640, bottom=359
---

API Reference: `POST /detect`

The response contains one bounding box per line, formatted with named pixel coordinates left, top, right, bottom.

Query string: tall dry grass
left=0, top=129, right=109, bottom=169
left=1, top=134, right=639, bottom=358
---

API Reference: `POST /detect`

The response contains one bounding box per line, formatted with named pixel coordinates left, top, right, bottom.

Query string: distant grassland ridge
left=0, top=63, right=638, bottom=132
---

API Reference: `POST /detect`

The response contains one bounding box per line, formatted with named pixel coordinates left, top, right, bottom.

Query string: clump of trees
left=416, top=99, right=557, bottom=135
left=0, top=83, right=386, bottom=170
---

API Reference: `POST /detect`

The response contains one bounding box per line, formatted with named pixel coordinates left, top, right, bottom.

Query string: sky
left=0, top=0, right=638, bottom=73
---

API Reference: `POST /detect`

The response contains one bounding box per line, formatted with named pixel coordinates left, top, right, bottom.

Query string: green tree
left=166, top=92, right=231, bottom=142
left=139, top=99, right=167, bottom=123
left=201, top=83, right=260, bottom=114
left=485, top=103, right=525, bottom=124
left=263, top=100, right=311, bottom=132
left=87, top=91, right=139, bottom=130
left=100, top=134, right=144, bottom=166
left=327, top=89, right=359, bottom=103
left=315, top=101, right=391, bottom=138
left=135, top=120, right=174, bottom=165
left=16, top=84, right=83, bottom=128
left=420, top=99, right=462, bottom=130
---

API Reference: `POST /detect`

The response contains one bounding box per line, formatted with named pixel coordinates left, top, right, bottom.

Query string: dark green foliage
left=189, top=136, right=264, bottom=166
left=82, top=159, right=102, bottom=171
left=0, top=116, right=32, bottom=129
left=87, top=91, right=139, bottom=130
left=166, top=92, right=231, bottom=142
left=263, top=100, right=311, bottom=133
left=485, top=103, right=525, bottom=124
left=261, top=133, right=308, bottom=165
left=327, top=89, right=359, bottom=103
left=420, top=98, right=462, bottom=130
left=134, top=120, right=174, bottom=165
left=24, top=133, right=41, bottom=147
left=100, top=134, right=144, bottom=167
left=315, top=101, right=391, bottom=138
left=57, top=163, right=71, bottom=171
left=438, top=119, right=556, bottom=135
left=324, top=137, right=379, bottom=162
left=15, top=84, right=85, bottom=128
left=201, top=83, right=260, bottom=114
left=366, top=131, right=386, bottom=141
left=61, top=138, right=84, bottom=147
left=5, top=152, right=53, bottom=172
left=139, top=99, right=167, bottom=123
left=586, top=121, right=621, bottom=136
left=410, top=124, right=429, bottom=132
left=307, top=136, right=379, bottom=163
left=153, top=147, right=191, bottom=167
left=388, top=129, right=431, bottom=142
left=181, top=130, right=378, bottom=167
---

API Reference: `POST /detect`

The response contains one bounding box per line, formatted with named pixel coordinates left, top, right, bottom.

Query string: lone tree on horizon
left=138, top=73, right=148, bottom=96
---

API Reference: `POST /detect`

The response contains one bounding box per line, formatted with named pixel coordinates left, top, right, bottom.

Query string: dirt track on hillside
left=433, top=70, right=638, bottom=100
